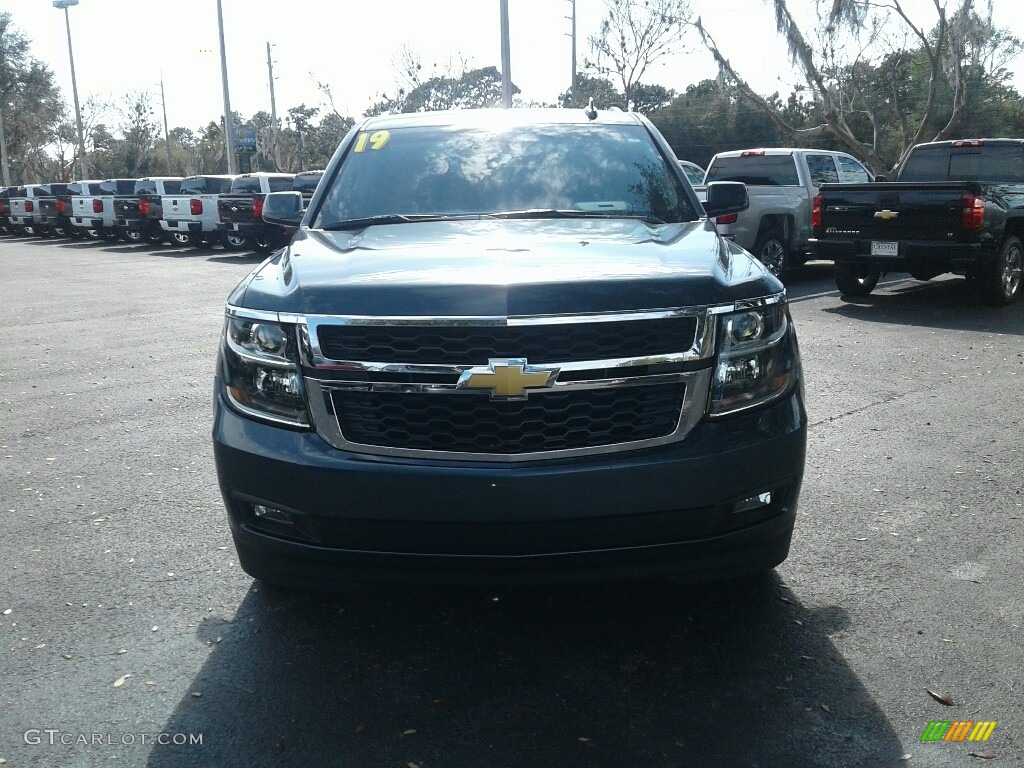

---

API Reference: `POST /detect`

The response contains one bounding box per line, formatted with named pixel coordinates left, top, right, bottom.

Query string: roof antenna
left=584, top=97, right=598, bottom=120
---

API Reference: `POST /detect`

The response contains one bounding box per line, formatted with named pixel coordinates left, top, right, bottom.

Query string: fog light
left=252, top=504, right=293, bottom=525
left=734, top=491, right=772, bottom=514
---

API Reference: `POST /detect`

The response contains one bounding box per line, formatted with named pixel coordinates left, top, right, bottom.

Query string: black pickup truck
left=217, top=172, right=294, bottom=253
left=810, top=139, right=1024, bottom=305
left=115, top=177, right=182, bottom=244
left=213, top=108, right=807, bottom=589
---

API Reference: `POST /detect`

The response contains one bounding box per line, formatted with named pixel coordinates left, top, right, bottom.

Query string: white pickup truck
left=160, top=175, right=236, bottom=247
left=71, top=179, right=135, bottom=240
left=703, top=148, right=874, bottom=276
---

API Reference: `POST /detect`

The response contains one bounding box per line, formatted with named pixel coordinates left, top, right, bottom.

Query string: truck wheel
left=124, top=229, right=144, bottom=244
left=100, top=228, right=120, bottom=243
left=221, top=232, right=249, bottom=251
left=834, top=262, right=880, bottom=296
left=982, top=236, right=1023, bottom=306
left=145, top=230, right=166, bottom=245
left=251, top=234, right=276, bottom=254
left=753, top=230, right=787, bottom=277
left=188, top=232, right=216, bottom=249
left=170, top=232, right=190, bottom=245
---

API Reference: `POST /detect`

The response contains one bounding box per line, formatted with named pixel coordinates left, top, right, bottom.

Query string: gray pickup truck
left=704, top=148, right=874, bottom=276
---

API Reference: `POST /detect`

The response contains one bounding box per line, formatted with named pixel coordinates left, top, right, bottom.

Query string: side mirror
left=703, top=181, right=748, bottom=219
left=262, top=191, right=304, bottom=227
left=874, top=174, right=888, bottom=182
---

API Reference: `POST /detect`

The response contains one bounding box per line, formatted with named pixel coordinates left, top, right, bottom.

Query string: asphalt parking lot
left=1, top=236, right=1022, bottom=768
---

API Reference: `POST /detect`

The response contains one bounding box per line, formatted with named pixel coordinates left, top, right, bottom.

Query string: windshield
left=315, top=123, right=697, bottom=227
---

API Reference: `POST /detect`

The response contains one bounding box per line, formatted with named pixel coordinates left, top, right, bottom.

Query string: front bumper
left=213, top=387, right=806, bottom=587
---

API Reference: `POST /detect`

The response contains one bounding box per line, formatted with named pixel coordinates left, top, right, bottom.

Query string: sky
left=3, top=0, right=1023, bottom=136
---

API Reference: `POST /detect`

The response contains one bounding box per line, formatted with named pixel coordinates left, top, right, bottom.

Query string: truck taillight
left=252, top=197, right=264, bottom=220
left=740, top=150, right=765, bottom=157
left=951, top=140, right=984, bottom=148
left=715, top=213, right=738, bottom=225
left=190, top=199, right=203, bottom=215
left=93, top=199, right=103, bottom=213
left=56, top=199, right=65, bottom=215
left=139, top=199, right=150, bottom=216
left=811, top=194, right=823, bottom=228
left=961, top=194, right=984, bottom=230
left=0, top=202, right=5, bottom=214
left=25, top=200, right=34, bottom=213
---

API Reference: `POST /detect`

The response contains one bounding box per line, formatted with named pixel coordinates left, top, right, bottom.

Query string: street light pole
left=499, top=0, right=512, bottom=108
left=216, top=0, right=235, bottom=174
left=53, top=0, right=88, bottom=180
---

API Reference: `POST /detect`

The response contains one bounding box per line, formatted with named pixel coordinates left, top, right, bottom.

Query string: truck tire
left=188, top=232, right=216, bottom=249
left=145, top=230, right=166, bottom=245
left=100, top=228, right=120, bottom=243
left=170, top=231, right=191, bottom=245
left=753, top=230, right=787, bottom=277
left=834, top=262, right=880, bottom=296
left=123, top=229, right=144, bottom=244
left=251, top=234, right=277, bottom=254
left=221, top=232, right=249, bottom=251
left=981, top=236, right=1023, bottom=306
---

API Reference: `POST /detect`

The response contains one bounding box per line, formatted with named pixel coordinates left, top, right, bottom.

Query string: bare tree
left=695, top=0, right=1014, bottom=173
left=587, top=0, right=693, bottom=110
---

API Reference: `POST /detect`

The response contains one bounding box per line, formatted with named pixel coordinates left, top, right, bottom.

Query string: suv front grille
left=332, top=383, right=686, bottom=454
left=316, top=316, right=699, bottom=364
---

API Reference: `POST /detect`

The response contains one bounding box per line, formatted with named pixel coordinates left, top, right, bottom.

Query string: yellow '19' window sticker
left=352, top=130, right=391, bottom=153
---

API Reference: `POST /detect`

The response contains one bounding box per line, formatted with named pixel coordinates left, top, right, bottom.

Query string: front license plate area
left=871, top=241, right=899, bottom=257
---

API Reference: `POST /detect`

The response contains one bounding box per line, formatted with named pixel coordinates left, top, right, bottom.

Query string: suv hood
left=231, top=219, right=779, bottom=316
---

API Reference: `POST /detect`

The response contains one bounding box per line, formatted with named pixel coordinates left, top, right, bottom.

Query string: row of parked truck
left=0, top=171, right=323, bottom=253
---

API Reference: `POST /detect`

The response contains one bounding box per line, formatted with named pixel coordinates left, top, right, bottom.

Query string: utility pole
left=499, top=0, right=512, bottom=108
left=53, top=0, right=88, bottom=180
left=568, top=0, right=578, bottom=104
left=158, top=75, right=172, bottom=175
left=0, top=103, right=11, bottom=185
left=266, top=42, right=278, bottom=126
left=216, top=0, right=235, bottom=173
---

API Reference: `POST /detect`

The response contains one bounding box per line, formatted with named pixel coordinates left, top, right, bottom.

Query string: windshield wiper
left=489, top=209, right=668, bottom=225
left=320, top=214, right=469, bottom=231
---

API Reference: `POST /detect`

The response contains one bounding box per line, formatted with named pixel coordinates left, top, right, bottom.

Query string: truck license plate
left=871, top=241, right=898, bottom=256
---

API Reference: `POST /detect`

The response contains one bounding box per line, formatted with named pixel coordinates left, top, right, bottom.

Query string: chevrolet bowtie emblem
left=874, top=209, right=899, bottom=220
left=457, top=359, right=559, bottom=399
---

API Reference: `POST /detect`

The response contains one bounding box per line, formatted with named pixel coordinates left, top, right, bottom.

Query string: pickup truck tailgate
left=818, top=181, right=978, bottom=241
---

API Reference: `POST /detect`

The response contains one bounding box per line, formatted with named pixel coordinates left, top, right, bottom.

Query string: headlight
left=220, top=312, right=310, bottom=427
left=708, top=301, right=800, bottom=417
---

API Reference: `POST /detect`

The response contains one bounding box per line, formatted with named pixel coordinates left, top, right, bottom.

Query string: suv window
left=837, top=156, right=871, bottom=183
left=899, top=145, right=1024, bottom=183
left=805, top=154, right=839, bottom=186
left=316, top=124, right=695, bottom=225
left=706, top=155, right=799, bottom=186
